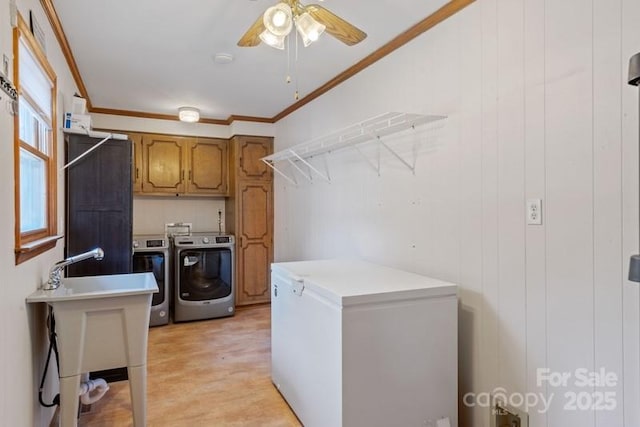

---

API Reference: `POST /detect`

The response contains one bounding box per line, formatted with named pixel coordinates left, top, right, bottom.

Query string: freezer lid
left=271, top=259, right=457, bottom=307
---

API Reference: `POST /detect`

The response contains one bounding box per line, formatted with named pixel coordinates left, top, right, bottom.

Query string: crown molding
left=90, top=107, right=275, bottom=125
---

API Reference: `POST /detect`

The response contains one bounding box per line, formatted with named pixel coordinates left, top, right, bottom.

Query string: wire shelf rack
left=261, top=112, right=447, bottom=185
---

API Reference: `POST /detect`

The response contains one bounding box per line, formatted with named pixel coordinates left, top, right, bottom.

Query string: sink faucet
left=44, top=248, right=104, bottom=290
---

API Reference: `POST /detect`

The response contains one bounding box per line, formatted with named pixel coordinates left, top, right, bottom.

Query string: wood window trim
left=14, top=13, right=58, bottom=265
left=15, top=235, right=64, bottom=264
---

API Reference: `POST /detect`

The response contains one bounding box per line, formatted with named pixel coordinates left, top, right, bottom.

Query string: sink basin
left=27, top=272, right=158, bottom=303
left=26, top=272, right=157, bottom=427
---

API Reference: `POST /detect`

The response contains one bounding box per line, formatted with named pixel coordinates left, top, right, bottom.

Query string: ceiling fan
left=238, top=0, right=367, bottom=50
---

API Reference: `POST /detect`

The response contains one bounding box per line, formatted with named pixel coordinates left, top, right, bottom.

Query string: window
left=14, top=14, right=59, bottom=264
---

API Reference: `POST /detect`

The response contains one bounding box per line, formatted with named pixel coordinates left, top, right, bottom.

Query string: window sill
left=15, top=234, right=64, bottom=265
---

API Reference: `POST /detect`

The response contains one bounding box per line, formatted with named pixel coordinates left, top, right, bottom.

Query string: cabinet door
left=131, top=133, right=143, bottom=194
left=187, top=138, right=228, bottom=195
left=66, top=135, right=133, bottom=276
left=236, top=181, right=273, bottom=305
left=141, top=135, right=188, bottom=194
left=235, top=136, right=273, bottom=181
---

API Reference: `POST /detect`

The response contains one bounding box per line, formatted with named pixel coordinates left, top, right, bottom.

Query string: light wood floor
left=78, top=304, right=300, bottom=426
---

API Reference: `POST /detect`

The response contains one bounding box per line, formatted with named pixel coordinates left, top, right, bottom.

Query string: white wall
left=0, top=0, right=83, bottom=425
left=274, top=0, right=640, bottom=426
left=132, top=197, right=225, bottom=235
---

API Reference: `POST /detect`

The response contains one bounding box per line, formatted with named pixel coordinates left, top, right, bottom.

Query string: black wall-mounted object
left=65, top=134, right=133, bottom=277
left=629, top=52, right=640, bottom=283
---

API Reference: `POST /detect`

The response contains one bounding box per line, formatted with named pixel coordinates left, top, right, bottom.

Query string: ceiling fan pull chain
left=286, top=34, right=292, bottom=84
left=294, top=31, right=300, bottom=100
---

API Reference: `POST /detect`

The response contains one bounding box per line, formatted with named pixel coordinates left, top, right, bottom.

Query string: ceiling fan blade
left=306, top=4, right=367, bottom=46
left=238, top=14, right=266, bottom=47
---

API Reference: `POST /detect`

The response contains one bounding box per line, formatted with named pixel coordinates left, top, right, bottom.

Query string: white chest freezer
left=271, top=260, right=458, bottom=427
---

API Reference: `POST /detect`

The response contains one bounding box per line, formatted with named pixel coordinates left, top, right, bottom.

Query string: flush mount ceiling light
left=178, top=107, right=200, bottom=123
left=238, top=0, right=367, bottom=50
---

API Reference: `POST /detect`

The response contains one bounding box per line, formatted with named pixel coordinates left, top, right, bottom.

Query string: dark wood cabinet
left=65, top=134, right=133, bottom=277
left=131, top=132, right=143, bottom=193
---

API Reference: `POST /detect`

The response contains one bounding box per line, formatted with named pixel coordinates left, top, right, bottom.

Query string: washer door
left=179, top=248, right=232, bottom=301
left=133, top=252, right=165, bottom=306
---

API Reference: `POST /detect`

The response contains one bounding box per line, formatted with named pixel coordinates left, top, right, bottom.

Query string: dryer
left=173, top=233, right=235, bottom=322
left=133, top=235, right=170, bottom=326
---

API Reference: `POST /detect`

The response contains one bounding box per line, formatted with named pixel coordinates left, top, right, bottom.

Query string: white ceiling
left=52, top=0, right=449, bottom=120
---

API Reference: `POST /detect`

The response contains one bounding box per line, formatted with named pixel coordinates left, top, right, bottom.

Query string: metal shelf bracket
left=378, top=137, right=416, bottom=174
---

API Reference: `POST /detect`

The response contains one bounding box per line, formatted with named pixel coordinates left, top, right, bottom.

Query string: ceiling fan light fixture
left=259, top=29, right=286, bottom=50
left=263, top=3, right=293, bottom=37
left=178, top=107, right=200, bottom=123
left=294, top=12, right=326, bottom=47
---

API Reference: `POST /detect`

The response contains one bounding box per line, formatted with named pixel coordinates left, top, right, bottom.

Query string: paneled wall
left=274, top=0, right=640, bottom=425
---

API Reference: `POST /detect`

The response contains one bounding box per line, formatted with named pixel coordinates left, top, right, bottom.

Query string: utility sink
left=27, top=272, right=158, bottom=427
left=27, top=272, right=158, bottom=303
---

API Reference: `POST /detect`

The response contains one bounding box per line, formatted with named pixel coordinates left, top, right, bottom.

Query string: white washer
left=133, top=235, right=170, bottom=326
left=173, top=233, right=235, bottom=322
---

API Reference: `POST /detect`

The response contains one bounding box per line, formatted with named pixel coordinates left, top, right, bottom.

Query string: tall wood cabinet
left=226, top=136, right=274, bottom=306
left=65, top=134, right=133, bottom=277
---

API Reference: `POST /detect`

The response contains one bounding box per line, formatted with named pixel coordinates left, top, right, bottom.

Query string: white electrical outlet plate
left=527, top=199, right=542, bottom=225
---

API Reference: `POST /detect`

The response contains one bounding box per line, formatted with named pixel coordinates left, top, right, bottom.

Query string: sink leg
left=128, top=365, right=147, bottom=426
left=59, top=375, right=81, bottom=427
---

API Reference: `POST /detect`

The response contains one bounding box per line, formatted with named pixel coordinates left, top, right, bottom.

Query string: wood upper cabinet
left=186, top=138, right=228, bottom=195
left=141, top=134, right=187, bottom=194
left=236, top=136, right=273, bottom=181
left=139, top=134, right=228, bottom=196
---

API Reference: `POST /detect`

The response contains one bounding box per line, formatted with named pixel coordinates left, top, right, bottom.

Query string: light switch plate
left=527, top=199, right=542, bottom=225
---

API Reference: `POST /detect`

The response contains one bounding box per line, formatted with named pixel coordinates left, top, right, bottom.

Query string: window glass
left=19, top=148, right=47, bottom=232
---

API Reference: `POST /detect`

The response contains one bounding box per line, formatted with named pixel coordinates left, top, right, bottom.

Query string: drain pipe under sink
left=78, top=373, right=110, bottom=405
